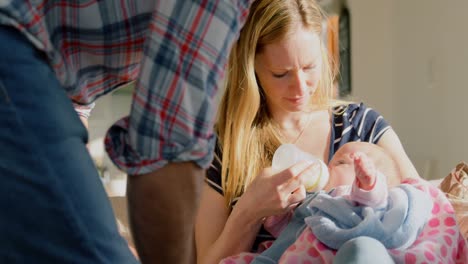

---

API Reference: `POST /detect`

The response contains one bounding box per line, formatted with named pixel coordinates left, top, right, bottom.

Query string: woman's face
left=255, top=26, right=323, bottom=114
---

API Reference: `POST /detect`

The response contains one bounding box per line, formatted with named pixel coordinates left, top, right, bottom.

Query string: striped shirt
left=0, top=0, right=251, bottom=174
left=206, top=103, right=391, bottom=251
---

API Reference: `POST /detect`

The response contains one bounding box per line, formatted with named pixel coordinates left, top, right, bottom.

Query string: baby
left=323, top=141, right=401, bottom=207
left=265, top=141, right=402, bottom=237
left=254, top=142, right=432, bottom=263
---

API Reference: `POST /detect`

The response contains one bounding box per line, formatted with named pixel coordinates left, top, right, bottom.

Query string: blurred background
left=339, top=0, right=467, bottom=180
left=88, top=0, right=468, bottom=197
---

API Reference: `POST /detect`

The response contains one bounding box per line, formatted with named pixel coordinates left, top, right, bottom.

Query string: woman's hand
left=235, top=160, right=319, bottom=221
left=196, top=161, right=320, bottom=264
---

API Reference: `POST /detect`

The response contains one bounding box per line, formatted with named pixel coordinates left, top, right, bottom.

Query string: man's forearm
left=127, top=162, right=205, bottom=264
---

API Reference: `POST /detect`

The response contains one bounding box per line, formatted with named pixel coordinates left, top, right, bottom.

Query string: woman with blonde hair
left=195, top=0, right=420, bottom=263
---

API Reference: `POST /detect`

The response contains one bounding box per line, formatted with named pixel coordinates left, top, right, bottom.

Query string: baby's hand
left=352, top=152, right=377, bottom=190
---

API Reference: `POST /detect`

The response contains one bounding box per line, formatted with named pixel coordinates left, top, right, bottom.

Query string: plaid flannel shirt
left=0, top=0, right=250, bottom=175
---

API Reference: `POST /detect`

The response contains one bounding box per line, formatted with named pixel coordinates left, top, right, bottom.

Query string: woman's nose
left=289, top=71, right=307, bottom=94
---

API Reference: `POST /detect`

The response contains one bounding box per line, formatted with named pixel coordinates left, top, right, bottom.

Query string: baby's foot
left=353, top=152, right=377, bottom=190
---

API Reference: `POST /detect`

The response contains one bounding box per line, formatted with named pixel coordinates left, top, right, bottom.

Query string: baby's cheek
left=386, top=173, right=402, bottom=188
left=327, top=167, right=355, bottom=189
left=323, top=180, right=333, bottom=192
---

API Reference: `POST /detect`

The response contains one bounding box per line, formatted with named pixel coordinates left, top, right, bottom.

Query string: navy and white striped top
left=205, top=103, right=390, bottom=251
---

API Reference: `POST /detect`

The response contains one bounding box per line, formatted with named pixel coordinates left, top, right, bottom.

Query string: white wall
left=348, top=0, right=468, bottom=179
left=88, top=91, right=132, bottom=193
left=88, top=92, right=132, bottom=142
left=347, top=0, right=395, bottom=123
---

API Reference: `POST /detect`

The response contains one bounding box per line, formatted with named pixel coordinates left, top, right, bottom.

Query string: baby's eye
left=336, top=160, right=346, bottom=165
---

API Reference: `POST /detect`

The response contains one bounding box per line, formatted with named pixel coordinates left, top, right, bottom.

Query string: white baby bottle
left=272, top=144, right=329, bottom=192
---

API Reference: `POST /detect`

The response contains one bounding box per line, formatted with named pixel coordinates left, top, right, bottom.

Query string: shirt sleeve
left=350, top=171, right=388, bottom=208
left=73, top=102, right=95, bottom=119
left=104, top=0, right=251, bottom=175
left=205, top=142, right=224, bottom=195
left=350, top=103, right=391, bottom=144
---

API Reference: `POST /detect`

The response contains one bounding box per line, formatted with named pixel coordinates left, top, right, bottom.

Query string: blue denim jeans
left=0, top=26, right=139, bottom=263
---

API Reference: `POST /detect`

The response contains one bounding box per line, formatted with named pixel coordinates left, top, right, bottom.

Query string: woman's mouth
left=285, top=96, right=307, bottom=104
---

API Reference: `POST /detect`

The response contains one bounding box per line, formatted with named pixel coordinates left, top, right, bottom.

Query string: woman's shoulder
left=332, top=102, right=365, bottom=115
left=332, top=102, right=382, bottom=122
left=332, top=102, right=363, bottom=124
left=331, top=102, right=390, bottom=143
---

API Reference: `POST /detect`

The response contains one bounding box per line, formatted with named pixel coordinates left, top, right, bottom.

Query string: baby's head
left=325, top=142, right=400, bottom=190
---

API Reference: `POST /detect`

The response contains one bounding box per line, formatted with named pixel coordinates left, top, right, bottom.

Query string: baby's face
left=325, top=142, right=378, bottom=190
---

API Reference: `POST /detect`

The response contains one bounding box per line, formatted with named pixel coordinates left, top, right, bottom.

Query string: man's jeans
left=0, top=26, right=139, bottom=263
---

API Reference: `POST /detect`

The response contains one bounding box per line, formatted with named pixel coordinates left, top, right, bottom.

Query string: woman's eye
left=272, top=72, right=288, bottom=78
left=304, top=65, right=316, bottom=72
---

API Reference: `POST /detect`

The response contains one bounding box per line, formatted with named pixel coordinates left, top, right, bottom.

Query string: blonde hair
left=216, top=0, right=343, bottom=207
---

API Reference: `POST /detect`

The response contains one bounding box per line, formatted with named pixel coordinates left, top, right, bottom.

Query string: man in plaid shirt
left=0, top=1, right=251, bottom=263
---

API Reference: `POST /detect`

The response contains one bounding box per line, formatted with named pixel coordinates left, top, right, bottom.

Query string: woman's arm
left=196, top=161, right=315, bottom=264
left=195, top=184, right=263, bottom=264
left=377, top=128, right=421, bottom=181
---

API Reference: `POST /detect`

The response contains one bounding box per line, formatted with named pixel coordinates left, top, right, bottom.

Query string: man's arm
left=127, top=162, right=204, bottom=264
left=105, top=1, right=252, bottom=263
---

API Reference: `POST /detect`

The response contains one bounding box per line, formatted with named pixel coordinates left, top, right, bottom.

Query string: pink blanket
left=221, top=179, right=468, bottom=264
